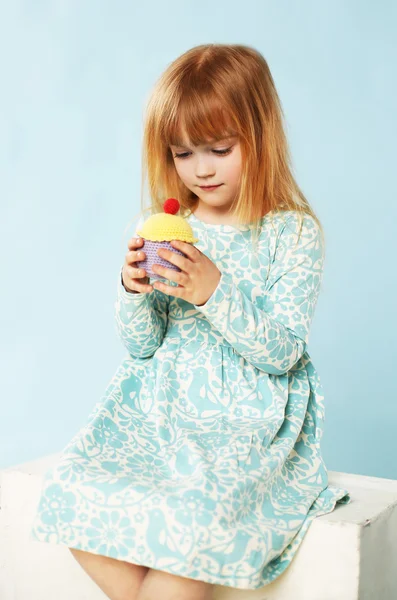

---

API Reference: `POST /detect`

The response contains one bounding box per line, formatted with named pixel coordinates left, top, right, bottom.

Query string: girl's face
left=170, top=133, right=242, bottom=214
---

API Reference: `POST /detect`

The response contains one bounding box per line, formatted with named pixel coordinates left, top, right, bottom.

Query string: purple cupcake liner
left=136, top=240, right=188, bottom=280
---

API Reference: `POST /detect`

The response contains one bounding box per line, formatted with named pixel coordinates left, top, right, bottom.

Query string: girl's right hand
left=122, top=237, right=154, bottom=294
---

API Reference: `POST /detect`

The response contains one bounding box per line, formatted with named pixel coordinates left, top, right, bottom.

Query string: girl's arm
left=193, top=213, right=324, bottom=376
left=114, top=265, right=170, bottom=358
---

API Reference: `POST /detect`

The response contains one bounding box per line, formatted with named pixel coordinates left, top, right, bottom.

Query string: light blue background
left=1, top=1, right=396, bottom=478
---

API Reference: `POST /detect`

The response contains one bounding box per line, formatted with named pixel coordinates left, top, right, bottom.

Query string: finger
left=170, top=239, right=198, bottom=261
left=156, top=245, right=190, bottom=272
left=152, top=262, right=184, bottom=285
left=153, top=279, right=180, bottom=296
left=128, top=236, right=144, bottom=250
left=122, top=270, right=152, bottom=293
left=127, top=249, right=145, bottom=264
left=132, top=280, right=153, bottom=293
left=129, top=265, right=147, bottom=279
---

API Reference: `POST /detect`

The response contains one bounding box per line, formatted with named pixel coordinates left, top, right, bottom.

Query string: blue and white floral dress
left=30, top=210, right=351, bottom=590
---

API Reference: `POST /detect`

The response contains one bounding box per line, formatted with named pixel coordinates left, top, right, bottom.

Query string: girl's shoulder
left=265, top=208, right=316, bottom=224
left=264, top=209, right=321, bottom=237
left=258, top=210, right=323, bottom=259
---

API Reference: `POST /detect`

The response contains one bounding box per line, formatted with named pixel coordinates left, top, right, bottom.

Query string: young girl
left=30, top=43, right=351, bottom=599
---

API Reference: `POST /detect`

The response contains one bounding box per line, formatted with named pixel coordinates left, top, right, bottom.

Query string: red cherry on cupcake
left=163, top=198, right=180, bottom=214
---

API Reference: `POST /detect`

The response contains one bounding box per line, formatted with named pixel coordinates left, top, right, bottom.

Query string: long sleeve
left=115, top=266, right=170, bottom=359
left=193, top=213, right=325, bottom=376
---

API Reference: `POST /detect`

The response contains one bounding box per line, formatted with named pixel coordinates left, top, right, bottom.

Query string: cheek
left=172, top=159, right=182, bottom=176
left=174, top=162, right=190, bottom=183
left=231, top=147, right=242, bottom=171
left=227, top=158, right=242, bottom=183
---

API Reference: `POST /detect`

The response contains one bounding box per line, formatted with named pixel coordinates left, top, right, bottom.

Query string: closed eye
left=173, top=147, right=233, bottom=159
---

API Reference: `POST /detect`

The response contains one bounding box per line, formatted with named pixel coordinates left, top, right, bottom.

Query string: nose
left=195, top=154, right=216, bottom=179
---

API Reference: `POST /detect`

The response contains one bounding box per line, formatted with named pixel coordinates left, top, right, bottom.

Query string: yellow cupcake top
left=136, top=198, right=199, bottom=243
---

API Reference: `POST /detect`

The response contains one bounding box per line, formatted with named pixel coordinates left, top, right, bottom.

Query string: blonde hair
left=124, top=43, right=325, bottom=255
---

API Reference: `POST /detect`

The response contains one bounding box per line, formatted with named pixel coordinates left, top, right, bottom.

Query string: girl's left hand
left=151, top=240, right=221, bottom=306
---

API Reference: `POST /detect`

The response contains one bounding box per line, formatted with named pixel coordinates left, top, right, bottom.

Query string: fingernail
left=137, top=237, right=142, bottom=244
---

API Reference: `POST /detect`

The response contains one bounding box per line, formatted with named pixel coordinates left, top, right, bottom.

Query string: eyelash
left=173, top=147, right=233, bottom=159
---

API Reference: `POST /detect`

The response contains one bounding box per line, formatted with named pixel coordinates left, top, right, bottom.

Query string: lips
left=199, top=184, right=222, bottom=189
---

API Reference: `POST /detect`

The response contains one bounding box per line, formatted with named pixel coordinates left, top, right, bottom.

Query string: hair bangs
left=164, top=92, right=239, bottom=148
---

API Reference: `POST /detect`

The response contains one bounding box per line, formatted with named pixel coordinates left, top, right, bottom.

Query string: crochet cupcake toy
left=135, top=198, right=199, bottom=281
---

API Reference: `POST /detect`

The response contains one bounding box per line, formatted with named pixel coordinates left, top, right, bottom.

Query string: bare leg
left=137, top=568, right=215, bottom=600
left=69, top=547, right=150, bottom=600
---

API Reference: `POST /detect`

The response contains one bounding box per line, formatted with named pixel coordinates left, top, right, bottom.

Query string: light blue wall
left=1, top=1, right=396, bottom=477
